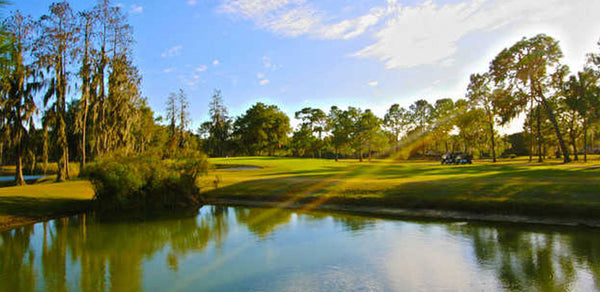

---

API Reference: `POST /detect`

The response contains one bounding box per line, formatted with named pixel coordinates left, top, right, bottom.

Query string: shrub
left=82, top=151, right=208, bottom=213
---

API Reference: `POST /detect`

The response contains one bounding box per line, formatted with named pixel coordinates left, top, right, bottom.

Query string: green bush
left=82, top=151, right=208, bottom=213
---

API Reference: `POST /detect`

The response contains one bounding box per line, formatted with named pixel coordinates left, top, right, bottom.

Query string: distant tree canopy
left=233, top=103, right=290, bottom=156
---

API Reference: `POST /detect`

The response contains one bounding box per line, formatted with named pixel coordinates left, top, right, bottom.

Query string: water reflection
left=0, top=206, right=599, bottom=291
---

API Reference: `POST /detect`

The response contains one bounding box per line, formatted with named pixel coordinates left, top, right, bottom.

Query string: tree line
left=0, top=1, right=194, bottom=185
left=1, top=1, right=599, bottom=186
left=199, top=34, right=600, bottom=163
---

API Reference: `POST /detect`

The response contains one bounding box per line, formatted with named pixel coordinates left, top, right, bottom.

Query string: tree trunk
left=529, top=99, right=533, bottom=162
left=536, top=106, right=543, bottom=163
left=571, top=134, right=579, bottom=162
left=335, top=147, right=339, bottom=162
left=15, top=143, right=25, bottom=186
left=488, top=117, right=496, bottom=163
left=539, top=95, right=570, bottom=163
left=583, top=119, right=588, bottom=163
left=81, top=99, right=88, bottom=170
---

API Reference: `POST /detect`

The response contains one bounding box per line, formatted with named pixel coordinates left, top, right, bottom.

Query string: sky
left=9, top=0, right=600, bottom=133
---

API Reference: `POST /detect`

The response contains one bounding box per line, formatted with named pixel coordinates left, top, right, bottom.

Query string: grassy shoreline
left=200, top=156, right=600, bottom=224
left=0, top=180, right=94, bottom=231
left=2, top=156, right=600, bottom=230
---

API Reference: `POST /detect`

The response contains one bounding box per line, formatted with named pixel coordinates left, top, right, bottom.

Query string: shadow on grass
left=202, top=164, right=600, bottom=219
left=0, top=196, right=91, bottom=219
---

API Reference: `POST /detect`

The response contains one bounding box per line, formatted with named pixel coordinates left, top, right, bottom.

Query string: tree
left=430, top=98, right=455, bottom=153
left=563, top=68, right=600, bottom=162
left=1, top=12, right=42, bottom=185
left=383, top=104, right=409, bottom=153
left=34, top=1, right=79, bottom=180
left=490, top=34, right=571, bottom=163
left=467, top=73, right=500, bottom=162
left=177, top=89, right=189, bottom=149
left=76, top=10, right=95, bottom=168
left=294, top=107, right=327, bottom=158
left=355, top=109, right=383, bottom=162
left=408, top=99, right=433, bottom=156
left=233, top=103, right=290, bottom=156
left=165, top=91, right=178, bottom=156
left=205, top=89, right=231, bottom=157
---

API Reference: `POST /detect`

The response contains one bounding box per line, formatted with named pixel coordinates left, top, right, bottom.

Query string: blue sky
left=10, top=0, right=600, bottom=133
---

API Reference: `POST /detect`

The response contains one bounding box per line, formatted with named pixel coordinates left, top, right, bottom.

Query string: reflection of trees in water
left=5, top=207, right=598, bottom=291
left=0, top=225, right=36, bottom=292
left=235, top=207, right=292, bottom=239
left=450, top=225, right=600, bottom=291
left=0, top=206, right=231, bottom=292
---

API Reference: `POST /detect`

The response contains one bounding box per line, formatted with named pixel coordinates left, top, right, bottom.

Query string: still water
left=1, top=205, right=599, bottom=291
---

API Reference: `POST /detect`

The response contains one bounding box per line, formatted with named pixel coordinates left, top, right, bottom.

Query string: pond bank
left=205, top=198, right=600, bottom=228
left=0, top=180, right=94, bottom=231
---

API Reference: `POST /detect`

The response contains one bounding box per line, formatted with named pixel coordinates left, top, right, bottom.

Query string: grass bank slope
left=0, top=180, right=94, bottom=231
left=202, top=157, right=600, bottom=221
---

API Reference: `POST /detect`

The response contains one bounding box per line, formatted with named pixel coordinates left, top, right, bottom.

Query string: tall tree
left=35, top=1, right=79, bottom=180
left=383, top=104, right=409, bottom=153
left=1, top=12, right=41, bottom=185
left=233, top=103, right=290, bottom=156
left=205, top=89, right=231, bottom=157
left=355, top=109, right=382, bottom=162
left=467, top=73, right=500, bottom=162
left=294, top=107, right=327, bottom=158
left=165, top=91, right=178, bottom=157
left=490, top=34, right=571, bottom=163
left=76, top=10, right=95, bottom=168
left=177, top=89, right=189, bottom=149
left=408, top=99, right=433, bottom=156
left=563, top=68, right=600, bottom=162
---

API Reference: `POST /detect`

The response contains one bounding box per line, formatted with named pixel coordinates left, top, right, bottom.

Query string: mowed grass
left=0, top=180, right=94, bottom=231
left=202, top=156, right=600, bottom=219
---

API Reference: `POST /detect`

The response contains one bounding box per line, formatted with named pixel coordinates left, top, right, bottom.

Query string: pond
left=1, top=205, right=599, bottom=291
left=0, top=175, right=44, bottom=182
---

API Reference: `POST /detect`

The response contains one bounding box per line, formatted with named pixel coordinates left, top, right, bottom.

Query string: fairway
left=202, top=157, right=600, bottom=221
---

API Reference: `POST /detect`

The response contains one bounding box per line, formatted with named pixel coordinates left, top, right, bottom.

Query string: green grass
left=201, top=156, right=600, bottom=219
left=0, top=180, right=94, bottom=231
left=1, top=156, right=600, bottom=230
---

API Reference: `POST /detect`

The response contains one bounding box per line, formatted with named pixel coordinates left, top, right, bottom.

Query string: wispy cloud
left=188, top=0, right=197, bottom=6
left=355, top=0, right=600, bottom=69
left=163, top=67, right=176, bottom=73
left=368, top=81, right=378, bottom=87
left=259, top=79, right=270, bottom=86
left=213, top=59, right=220, bottom=66
left=218, top=0, right=600, bottom=70
left=257, top=72, right=265, bottom=79
left=196, top=65, right=207, bottom=72
left=130, top=4, right=143, bottom=14
left=161, top=45, right=183, bottom=58
left=218, top=0, right=391, bottom=39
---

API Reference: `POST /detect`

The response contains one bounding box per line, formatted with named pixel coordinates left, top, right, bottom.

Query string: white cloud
left=161, top=45, right=183, bottom=58
left=196, top=65, right=207, bottom=72
left=213, top=59, right=220, bottom=66
left=262, top=56, right=272, bottom=68
left=218, top=0, right=391, bottom=39
left=355, top=0, right=600, bottom=69
left=368, top=81, right=378, bottom=87
left=219, top=0, right=600, bottom=71
left=163, top=67, right=175, bottom=73
left=259, top=79, right=270, bottom=85
left=130, top=4, right=143, bottom=14
left=188, top=0, right=197, bottom=6
left=257, top=72, right=265, bottom=78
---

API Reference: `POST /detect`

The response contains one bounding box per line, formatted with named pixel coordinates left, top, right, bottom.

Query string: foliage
left=233, top=102, right=290, bottom=156
left=82, top=152, right=208, bottom=213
